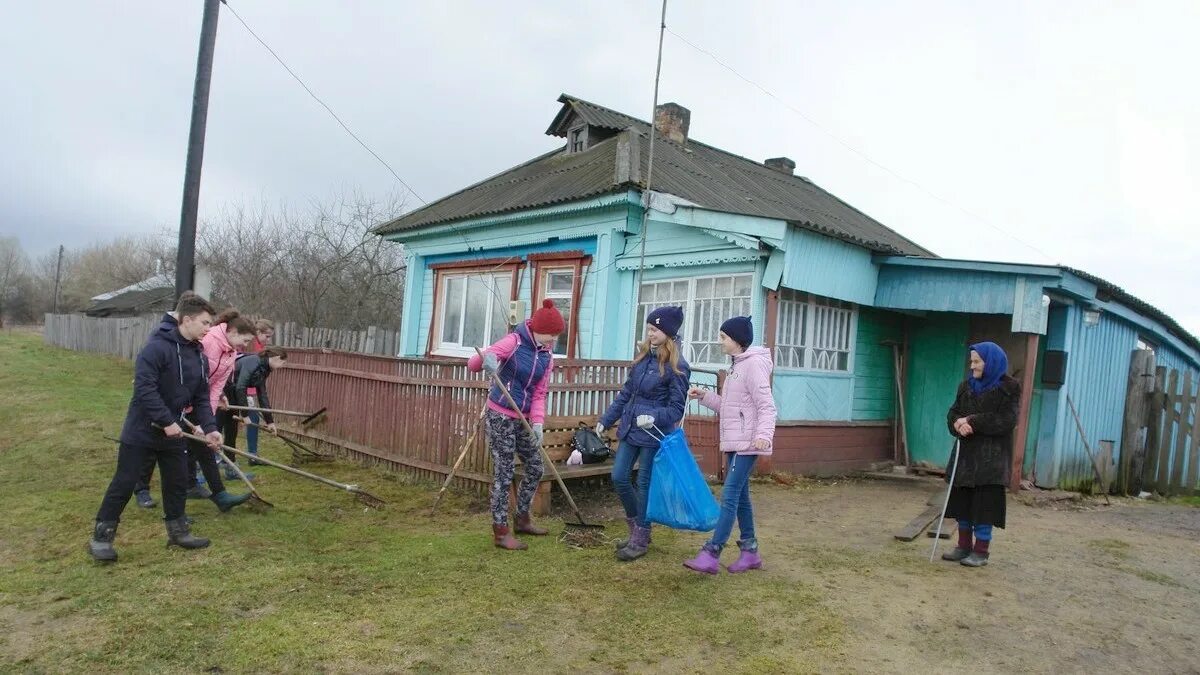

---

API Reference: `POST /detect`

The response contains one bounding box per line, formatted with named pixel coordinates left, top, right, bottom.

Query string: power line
left=665, top=26, right=1058, bottom=264
left=219, top=0, right=426, bottom=205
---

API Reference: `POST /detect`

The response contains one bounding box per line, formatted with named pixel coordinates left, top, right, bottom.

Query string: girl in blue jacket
left=598, top=306, right=691, bottom=562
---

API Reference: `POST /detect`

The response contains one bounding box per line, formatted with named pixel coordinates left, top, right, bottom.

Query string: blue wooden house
left=376, top=94, right=1200, bottom=490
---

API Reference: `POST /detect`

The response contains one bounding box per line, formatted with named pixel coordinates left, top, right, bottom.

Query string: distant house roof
left=90, top=272, right=173, bottom=302
left=85, top=287, right=176, bottom=318
left=376, top=94, right=932, bottom=256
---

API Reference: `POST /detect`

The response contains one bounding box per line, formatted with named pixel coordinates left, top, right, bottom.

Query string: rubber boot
left=727, top=550, right=763, bottom=573
left=187, top=484, right=212, bottom=500
left=683, top=547, right=721, bottom=575
left=210, top=490, right=252, bottom=513
left=614, top=517, right=636, bottom=550
left=942, top=528, right=973, bottom=562
left=492, top=523, right=527, bottom=550
left=135, top=489, right=157, bottom=509
left=616, top=524, right=650, bottom=562
left=514, top=513, right=548, bottom=536
left=225, top=465, right=255, bottom=482
left=165, top=517, right=210, bottom=549
left=961, top=538, right=990, bottom=567
left=87, top=521, right=118, bottom=563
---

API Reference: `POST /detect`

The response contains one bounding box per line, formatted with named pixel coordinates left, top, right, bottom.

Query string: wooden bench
left=510, top=414, right=616, bottom=516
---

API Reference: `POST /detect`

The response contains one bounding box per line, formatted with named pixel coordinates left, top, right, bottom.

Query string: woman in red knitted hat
left=467, top=299, right=565, bottom=550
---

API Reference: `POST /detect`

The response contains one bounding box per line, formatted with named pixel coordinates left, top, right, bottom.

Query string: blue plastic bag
left=646, top=428, right=720, bottom=531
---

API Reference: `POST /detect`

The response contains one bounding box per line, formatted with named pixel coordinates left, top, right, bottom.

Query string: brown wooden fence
left=271, top=349, right=722, bottom=493
left=273, top=322, right=400, bottom=356
left=43, top=313, right=160, bottom=361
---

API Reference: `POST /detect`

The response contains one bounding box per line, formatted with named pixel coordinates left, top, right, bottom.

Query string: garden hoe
left=225, top=404, right=328, bottom=428
left=474, top=347, right=603, bottom=533
left=169, top=426, right=386, bottom=509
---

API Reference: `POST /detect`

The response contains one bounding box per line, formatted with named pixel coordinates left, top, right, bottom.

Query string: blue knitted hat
left=646, top=306, right=684, bottom=338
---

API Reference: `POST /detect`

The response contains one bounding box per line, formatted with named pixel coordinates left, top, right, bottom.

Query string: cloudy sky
left=3, top=1, right=1197, bottom=334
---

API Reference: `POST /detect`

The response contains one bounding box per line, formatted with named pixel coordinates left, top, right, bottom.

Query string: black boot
left=87, top=521, right=118, bottom=562
left=210, top=490, right=252, bottom=513
left=165, top=517, right=210, bottom=549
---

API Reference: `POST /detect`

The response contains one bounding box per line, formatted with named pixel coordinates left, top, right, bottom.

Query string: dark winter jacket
left=946, top=375, right=1021, bottom=487
left=600, top=343, right=691, bottom=449
left=119, top=314, right=218, bottom=448
left=231, top=354, right=275, bottom=424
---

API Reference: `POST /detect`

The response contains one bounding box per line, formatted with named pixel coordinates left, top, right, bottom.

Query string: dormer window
left=569, top=126, right=586, bottom=153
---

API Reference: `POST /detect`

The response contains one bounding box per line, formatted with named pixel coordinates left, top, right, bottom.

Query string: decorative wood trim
left=764, top=288, right=780, bottom=359
left=428, top=257, right=522, bottom=272
left=528, top=250, right=588, bottom=263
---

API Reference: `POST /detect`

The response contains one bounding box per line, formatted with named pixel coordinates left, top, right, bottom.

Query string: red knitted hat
left=529, top=298, right=566, bottom=335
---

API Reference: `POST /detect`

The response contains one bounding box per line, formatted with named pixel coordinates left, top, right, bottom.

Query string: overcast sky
left=3, top=1, right=1197, bottom=335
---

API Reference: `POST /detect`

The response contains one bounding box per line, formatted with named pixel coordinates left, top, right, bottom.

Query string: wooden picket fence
left=42, top=313, right=400, bottom=359
left=43, top=313, right=161, bottom=361
left=273, top=321, right=400, bottom=356
left=1143, top=367, right=1200, bottom=496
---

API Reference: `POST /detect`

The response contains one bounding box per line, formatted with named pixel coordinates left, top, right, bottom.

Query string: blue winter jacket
left=600, top=344, right=691, bottom=448
left=119, top=314, right=218, bottom=448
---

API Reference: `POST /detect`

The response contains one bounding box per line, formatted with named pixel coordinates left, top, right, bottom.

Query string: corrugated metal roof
left=1063, top=266, right=1200, bottom=357
left=377, top=94, right=933, bottom=256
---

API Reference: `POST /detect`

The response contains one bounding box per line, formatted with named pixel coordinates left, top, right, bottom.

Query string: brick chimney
left=653, top=103, right=690, bottom=144
left=765, top=157, right=796, bottom=175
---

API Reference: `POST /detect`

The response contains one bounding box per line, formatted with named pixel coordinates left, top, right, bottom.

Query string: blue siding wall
left=773, top=371, right=853, bottom=420
left=876, top=266, right=1017, bottom=314
left=781, top=228, right=878, bottom=306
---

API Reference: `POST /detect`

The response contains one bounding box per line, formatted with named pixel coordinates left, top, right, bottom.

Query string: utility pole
left=52, top=244, right=64, bottom=313
left=175, top=0, right=221, bottom=300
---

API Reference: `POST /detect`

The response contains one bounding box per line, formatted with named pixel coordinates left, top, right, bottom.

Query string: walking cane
left=929, top=439, right=961, bottom=562
left=431, top=401, right=489, bottom=514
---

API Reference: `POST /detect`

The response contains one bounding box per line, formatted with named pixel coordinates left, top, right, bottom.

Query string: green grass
left=0, top=332, right=845, bottom=673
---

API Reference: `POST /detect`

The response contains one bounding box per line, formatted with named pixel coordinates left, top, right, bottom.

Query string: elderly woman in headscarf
left=943, top=341, right=1021, bottom=567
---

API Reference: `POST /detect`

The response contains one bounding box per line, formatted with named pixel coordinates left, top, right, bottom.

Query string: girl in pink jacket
left=684, top=316, right=777, bottom=574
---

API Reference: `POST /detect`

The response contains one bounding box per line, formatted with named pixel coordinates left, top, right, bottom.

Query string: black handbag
left=572, top=424, right=612, bottom=464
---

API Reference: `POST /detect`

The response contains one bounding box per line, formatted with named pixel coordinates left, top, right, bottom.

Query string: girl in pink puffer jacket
left=683, top=316, right=777, bottom=574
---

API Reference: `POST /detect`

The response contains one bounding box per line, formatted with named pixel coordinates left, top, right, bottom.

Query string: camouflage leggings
left=486, top=410, right=544, bottom=525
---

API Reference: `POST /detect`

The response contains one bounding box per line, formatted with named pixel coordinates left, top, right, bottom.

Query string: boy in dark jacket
left=88, top=294, right=225, bottom=562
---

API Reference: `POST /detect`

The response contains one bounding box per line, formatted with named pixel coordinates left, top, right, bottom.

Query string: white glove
left=530, top=423, right=544, bottom=446
left=594, top=423, right=605, bottom=436
left=636, top=415, right=655, bottom=430
left=482, top=352, right=500, bottom=376
left=567, top=449, right=584, bottom=465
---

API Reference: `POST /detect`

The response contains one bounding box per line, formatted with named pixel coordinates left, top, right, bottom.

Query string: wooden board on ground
left=894, top=503, right=942, bottom=541
left=926, top=519, right=952, bottom=538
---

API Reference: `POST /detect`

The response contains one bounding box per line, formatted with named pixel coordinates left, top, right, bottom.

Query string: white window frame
left=433, top=270, right=512, bottom=358
left=637, top=273, right=755, bottom=368
left=539, top=266, right=575, bottom=356
left=774, top=289, right=856, bottom=373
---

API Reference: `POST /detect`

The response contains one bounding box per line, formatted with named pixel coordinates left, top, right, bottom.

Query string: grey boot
left=87, top=521, right=118, bottom=562
left=614, top=517, right=654, bottom=550
left=186, top=484, right=212, bottom=500
left=616, top=524, right=650, bottom=562
left=165, top=517, right=210, bottom=550
left=135, top=489, right=156, bottom=509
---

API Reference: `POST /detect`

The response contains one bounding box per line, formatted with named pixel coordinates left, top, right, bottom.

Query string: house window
left=569, top=127, right=586, bottom=153
left=1136, top=336, right=1156, bottom=354
left=434, top=270, right=513, bottom=357
left=774, top=289, right=855, bottom=372
left=637, top=273, right=754, bottom=366
left=529, top=251, right=591, bottom=358
left=540, top=267, right=575, bottom=356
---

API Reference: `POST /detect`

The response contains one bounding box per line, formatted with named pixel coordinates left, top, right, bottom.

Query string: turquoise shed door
left=905, top=313, right=969, bottom=467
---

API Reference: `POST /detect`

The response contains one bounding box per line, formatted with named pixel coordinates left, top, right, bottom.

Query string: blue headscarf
left=968, top=341, right=1009, bottom=395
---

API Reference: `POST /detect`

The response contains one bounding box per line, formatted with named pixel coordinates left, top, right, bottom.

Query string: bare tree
left=0, top=237, right=29, bottom=327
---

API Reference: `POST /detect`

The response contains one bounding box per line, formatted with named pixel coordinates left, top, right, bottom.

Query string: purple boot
left=683, top=547, right=721, bottom=575
left=727, top=550, right=763, bottom=573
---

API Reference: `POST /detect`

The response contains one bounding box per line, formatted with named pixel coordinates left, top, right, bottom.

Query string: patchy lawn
left=1, top=331, right=1198, bottom=673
